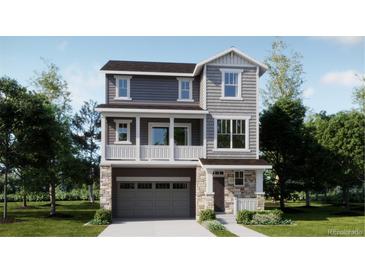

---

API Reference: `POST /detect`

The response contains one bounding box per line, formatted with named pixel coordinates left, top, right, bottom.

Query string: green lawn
left=0, top=201, right=106, bottom=236
left=244, top=201, right=365, bottom=237
left=212, top=229, right=237, bottom=237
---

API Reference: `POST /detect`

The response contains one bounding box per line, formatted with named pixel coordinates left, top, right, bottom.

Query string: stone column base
left=100, top=165, right=112, bottom=210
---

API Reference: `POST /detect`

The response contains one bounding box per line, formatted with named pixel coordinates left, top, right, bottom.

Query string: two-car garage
left=112, top=168, right=196, bottom=218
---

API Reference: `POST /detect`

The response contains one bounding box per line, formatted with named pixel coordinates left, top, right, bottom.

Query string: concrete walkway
left=216, top=214, right=267, bottom=237
left=99, top=218, right=214, bottom=237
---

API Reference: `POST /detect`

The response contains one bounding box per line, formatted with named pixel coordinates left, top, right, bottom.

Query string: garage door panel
left=116, top=181, right=190, bottom=218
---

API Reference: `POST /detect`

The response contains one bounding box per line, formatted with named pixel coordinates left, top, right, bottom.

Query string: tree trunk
left=23, top=193, right=27, bottom=208
left=88, top=184, right=94, bottom=203
left=2, top=168, right=8, bottom=220
left=305, top=190, right=311, bottom=207
left=49, top=182, right=56, bottom=216
left=279, top=177, right=285, bottom=210
left=343, top=185, right=350, bottom=210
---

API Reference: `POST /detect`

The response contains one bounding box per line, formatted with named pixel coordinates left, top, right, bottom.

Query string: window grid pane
left=118, top=79, right=128, bottom=97
left=118, top=123, right=128, bottom=141
left=180, top=80, right=191, bottom=99
left=224, top=72, right=238, bottom=97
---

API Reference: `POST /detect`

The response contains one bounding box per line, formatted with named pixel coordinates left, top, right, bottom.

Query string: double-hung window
left=234, top=171, right=244, bottom=186
left=215, top=117, right=249, bottom=150
left=148, top=122, right=191, bottom=146
left=115, top=76, right=132, bottom=100
left=115, top=120, right=132, bottom=144
left=220, top=69, right=242, bottom=99
left=177, top=78, right=193, bottom=101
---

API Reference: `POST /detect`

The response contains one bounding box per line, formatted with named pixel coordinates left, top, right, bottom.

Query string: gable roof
left=100, top=48, right=267, bottom=77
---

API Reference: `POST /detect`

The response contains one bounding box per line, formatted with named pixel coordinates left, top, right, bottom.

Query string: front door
left=213, top=177, right=225, bottom=212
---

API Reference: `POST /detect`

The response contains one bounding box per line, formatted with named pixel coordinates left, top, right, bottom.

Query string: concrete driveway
left=99, top=218, right=214, bottom=237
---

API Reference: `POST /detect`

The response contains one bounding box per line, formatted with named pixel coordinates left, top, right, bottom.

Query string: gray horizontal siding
left=106, top=74, right=200, bottom=104
left=106, top=117, right=202, bottom=146
left=205, top=65, right=257, bottom=159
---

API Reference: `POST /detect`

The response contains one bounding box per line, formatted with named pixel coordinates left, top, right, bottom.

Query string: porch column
left=135, top=116, right=140, bottom=161
left=203, top=115, right=207, bottom=158
left=255, top=170, right=264, bottom=193
left=205, top=169, right=214, bottom=194
left=101, top=114, right=106, bottom=161
left=169, top=117, right=174, bottom=161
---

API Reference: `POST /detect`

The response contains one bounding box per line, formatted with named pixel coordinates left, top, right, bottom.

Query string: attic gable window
left=220, top=68, right=243, bottom=100
left=115, top=76, right=132, bottom=100
left=177, top=78, right=193, bottom=102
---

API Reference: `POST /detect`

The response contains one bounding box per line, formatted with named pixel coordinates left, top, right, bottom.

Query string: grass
left=244, top=201, right=365, bottom=237
left=211, top=229, right=237, bottom=237
left=0, top=201, right=107, bottom=236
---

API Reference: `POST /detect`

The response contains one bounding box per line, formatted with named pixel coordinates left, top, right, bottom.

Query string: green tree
left=309, top=111, right=364, bottom=209
left=260, top=97, right=307, bottom=210
left=352, top=75, right=365, bottom=113
left=72, top=100, right=101, bottom=203
left=262, top=39, right=304, bottom=105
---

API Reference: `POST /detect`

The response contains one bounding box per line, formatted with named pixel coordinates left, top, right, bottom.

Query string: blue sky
left=0, top=36, right=363, bottom=114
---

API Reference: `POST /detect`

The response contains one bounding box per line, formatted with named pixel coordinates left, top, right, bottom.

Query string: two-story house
left=97, top=48, right=271, bottom=219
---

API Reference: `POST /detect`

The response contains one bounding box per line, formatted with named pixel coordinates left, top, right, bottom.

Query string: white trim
left=169, top=118, right=174, bottom=161
left=256, top=66, right=260, bottom=159
left=114, top=75, right=132, bottom=100
left=101, top=160, right=200, bottom=168
left=255, top=170, right=264, bottom=193
left=102, top=70, right=193, bottom=77
left=116, top=176, right=191, bottom=182
left=96, top=108, right=208, bottom=115
left=213, top=115, right=250, bottom=150
left=177, top=77, right=193, bottom=102
left=220, top=68, right=243, bottom=100
left=114, top=119, right=132, bottom=144
left=203, top=65, right=207, bottom=110
left=193, top=47, right=268, bottom=76
left=148, top=122, right=192, bottom=146
left=202, top=164, right=272, bottom=170
left=135, top=116, right=140, bottom=161
left=101, top=114, right=106, bottom=162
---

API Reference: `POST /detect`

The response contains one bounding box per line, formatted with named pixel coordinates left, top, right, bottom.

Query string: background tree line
left=260, top=40, right=364, bottom=210
left=1, top=60, right=100, bottom=219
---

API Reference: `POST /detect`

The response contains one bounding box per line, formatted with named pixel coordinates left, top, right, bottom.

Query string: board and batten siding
left=205, top=65, right=257, bottom=159
left=106, top=74, right=201, bottom=104
left=106, top=117, right=202, bottom=146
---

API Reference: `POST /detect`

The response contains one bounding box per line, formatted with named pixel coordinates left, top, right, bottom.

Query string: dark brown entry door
left=213, top=177, right=225, bottom=212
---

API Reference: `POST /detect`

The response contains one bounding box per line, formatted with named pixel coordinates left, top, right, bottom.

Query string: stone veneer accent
left=256, top=193, right=265, bottom=210
left=195, top=166, right=214, bottom=219
left=224, top=170, right=257, bottom=213
left=100, top=165, right=112, bottom=210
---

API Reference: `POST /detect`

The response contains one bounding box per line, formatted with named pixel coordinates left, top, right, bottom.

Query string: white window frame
left=234, top=170, right=245, bottom=187
left=213, top=115, right=250, bottom=152
left=114, top=119, right=132, bottom=144
left=114, top=75, right=132, bottom=100
left=148, top=122, right=192, bottom=146
left=219, top=68, right=243, bottom=100
left=177, top=77, right=194, bottom=102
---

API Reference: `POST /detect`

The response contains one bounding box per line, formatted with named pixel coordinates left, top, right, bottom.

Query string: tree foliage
left=352, top=75, right=365, bottom=113
left=263, top=39, right=304, bottom=105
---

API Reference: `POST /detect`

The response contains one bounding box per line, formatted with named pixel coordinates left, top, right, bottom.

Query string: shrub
left=203, top=220, right=226, bottom=231
left=92, top=209, right=112, bottom=225
left=198, top=209, right=216, bottom=222
left=236, top=210, right=254, bottom=224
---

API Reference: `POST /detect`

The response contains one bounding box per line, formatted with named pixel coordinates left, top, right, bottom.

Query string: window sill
left=219, top=97, right=243, bottom=101
left=234, top=185, right=245, bottom=188
left=114, top=97, right=132, bottom=101
left=177, top=99, right=194, bottom=102
left=212, top=148, right=251, bottom=152
left=114, top=141, right=132, bottom=145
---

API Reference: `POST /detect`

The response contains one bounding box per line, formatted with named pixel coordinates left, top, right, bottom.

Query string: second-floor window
left=177, top=78, right=193, bottom=101
left=220, top=69, right=243, bottom=99
left=215, top=117, right=249, bottom=150
left=115, top=76, right=132, bottom=100
left=148, top=122, right=191, bottom=146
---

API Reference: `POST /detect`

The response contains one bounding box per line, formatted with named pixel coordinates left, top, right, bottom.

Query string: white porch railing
left=175, top=146, right=204, bottom=160
left=105, top=145, right=204, bottom=160
left=234, top=197, right=257, bottom=215
left=106, top=145, right=136, bottom=159
left=141, top=145, right=170, bottom=160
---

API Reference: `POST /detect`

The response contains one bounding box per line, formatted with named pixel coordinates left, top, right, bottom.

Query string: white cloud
left=57, top=40, right=69, bottom=51
left=303, top=87, right=315, bottom=98
left=62, top=64, right=104, bottom=111
left=314, top=36, right=364, bottom=45
left=320, top=70, right=363, bottom=87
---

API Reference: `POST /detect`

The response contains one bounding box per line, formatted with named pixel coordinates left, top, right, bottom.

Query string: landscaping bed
left=198, top=209, right=237, bottom=237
